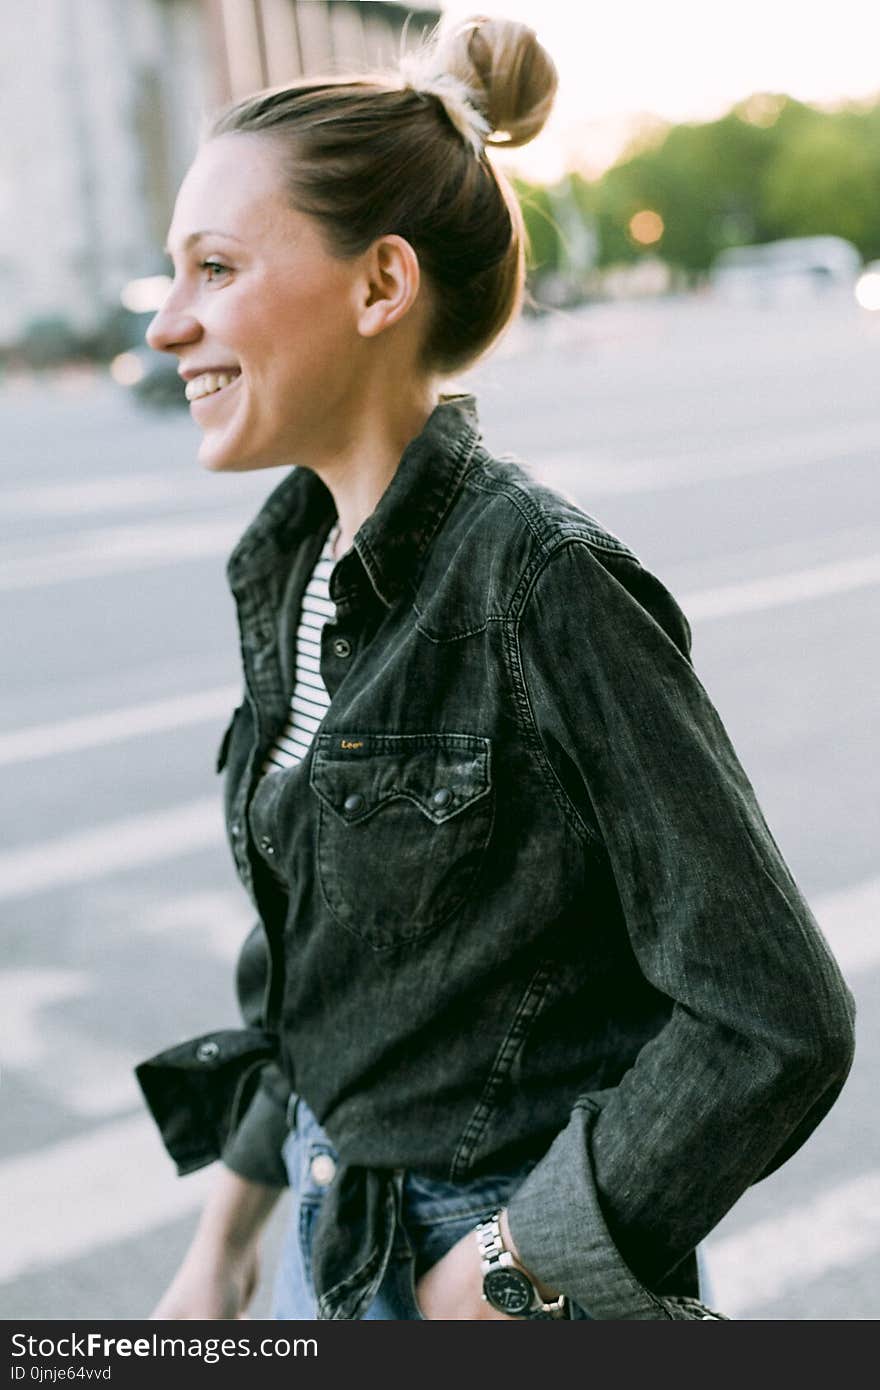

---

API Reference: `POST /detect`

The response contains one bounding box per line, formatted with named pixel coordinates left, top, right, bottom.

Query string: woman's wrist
left=194, top=1165, right=284, bottom=1258
left=497, top=1208, right=562, bottom=1304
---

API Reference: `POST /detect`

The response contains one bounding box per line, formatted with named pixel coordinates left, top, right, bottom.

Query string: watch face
left=484, top=1267, right=533, bottom=1316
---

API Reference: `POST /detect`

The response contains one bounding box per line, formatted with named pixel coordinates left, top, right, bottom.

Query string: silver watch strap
left=474, top=1211, right=568, bottom=1317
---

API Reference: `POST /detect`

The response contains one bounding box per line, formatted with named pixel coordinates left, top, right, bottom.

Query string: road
left=1, top=286, right=877, bottom=1320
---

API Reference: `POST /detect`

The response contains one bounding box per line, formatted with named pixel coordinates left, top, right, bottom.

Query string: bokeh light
left=854, top=270, right=880, bottom=310
left=629, top=210, right=665, bottom=245
left=120, top=276, right=171, bottom=314
left=109, top=352, right=146, bottom=386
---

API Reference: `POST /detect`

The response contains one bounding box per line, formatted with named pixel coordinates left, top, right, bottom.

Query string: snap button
left=431, top=787, right=452, bottom=809
left=196, top=1041, right=220, bottom=1064
left=230, top=821, right=241, bottom=838
left=343, top=792, right=365, bottom=815
left=332, top=637, right=352, bottom=659
left=258, top=834, right=275, bottom=855
left=309, top=1153, right=337, bottom=1186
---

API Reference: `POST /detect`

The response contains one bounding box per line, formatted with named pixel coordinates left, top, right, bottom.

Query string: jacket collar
left=226, top=393, right=482, bottom=607
left=352, top=391, right=481, bottom=607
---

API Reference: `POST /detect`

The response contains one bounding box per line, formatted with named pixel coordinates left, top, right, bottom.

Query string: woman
left=136, top=16, right=855, bottom=1321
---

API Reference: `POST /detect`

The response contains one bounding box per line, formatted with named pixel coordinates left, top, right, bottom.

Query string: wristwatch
left=474, top=1211, right=568, bottom=1319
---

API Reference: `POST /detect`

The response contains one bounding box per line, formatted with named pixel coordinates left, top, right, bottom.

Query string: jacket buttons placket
left=258, top=834, right=275, bottom=856
left=343, top=793, right=365, bottom=815
left=332, top=636, right=352, bottom=659
left=196, top=1041, right=220, bottom=1064
left=432, top=787, right=453, bottom=809
left=309, top=1153, right=337, bottom=1187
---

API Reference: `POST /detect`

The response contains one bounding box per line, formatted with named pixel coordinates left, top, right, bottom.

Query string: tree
left=760, top=112, right=880, bottom=258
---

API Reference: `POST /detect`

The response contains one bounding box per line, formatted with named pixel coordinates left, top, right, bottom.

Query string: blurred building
left=0, top=0, right=440, bottom=358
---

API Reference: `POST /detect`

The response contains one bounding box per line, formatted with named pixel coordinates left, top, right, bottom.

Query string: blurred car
left=109, top=276, right=187, bottom=408
left=110, top=339, right=187, bottom=407
left=709, top=236, right=862, bottom=305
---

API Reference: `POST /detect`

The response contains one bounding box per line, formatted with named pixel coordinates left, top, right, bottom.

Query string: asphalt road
left=1, top=285, right=877, bottom=1320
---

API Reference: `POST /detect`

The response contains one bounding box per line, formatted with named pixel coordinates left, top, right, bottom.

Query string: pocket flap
left=310, top=732, right=491, bottom=825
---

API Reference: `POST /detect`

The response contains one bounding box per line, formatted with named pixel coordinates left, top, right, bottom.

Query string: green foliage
left=512, top=178, right=562, bottom=273
left=760, top=111, right=880, bottom=258
left=511, top=92, right=880, bottom=277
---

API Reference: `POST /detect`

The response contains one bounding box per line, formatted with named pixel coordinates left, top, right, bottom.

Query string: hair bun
left=440, top=14, right=558, bottom=149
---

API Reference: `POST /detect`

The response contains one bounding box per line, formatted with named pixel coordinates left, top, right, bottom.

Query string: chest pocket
left=310, top=732, right=493, bottom=951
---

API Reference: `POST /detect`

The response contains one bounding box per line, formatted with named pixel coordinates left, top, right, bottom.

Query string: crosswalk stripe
left=811, top=877, right=880, bottom=977
left=534, top=418, right=879, bottom=496
left=0, top=778, right=877, bottom=989
left=0, top=518, right=243, bottom=591
left=680, top=553, right=880, bottom=621
left=0, top=874, right=872, bottom=1283
left=0, top=799, right=222, bottom=902
left=0, top=1116, right=215, bottom=1283
left=704, top=1169, right=880, bottom=1316
left=0, top=472, right=269, bottom=518
left=0, top=687, right=240, bottom=767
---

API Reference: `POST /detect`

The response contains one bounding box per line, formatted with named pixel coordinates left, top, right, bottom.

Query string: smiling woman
left=150, top=142, right=397, bottom=483
left=135, top=11, right=854, bottom=1326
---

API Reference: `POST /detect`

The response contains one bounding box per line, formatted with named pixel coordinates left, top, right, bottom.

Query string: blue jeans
left=272, top=1095, right=591, bottom=1320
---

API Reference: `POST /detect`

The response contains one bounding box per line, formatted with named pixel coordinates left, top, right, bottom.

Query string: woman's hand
left=150, top=1240, right=261, bottom=1320
left=150, top=1165, right=284, bottom=1320
left=414, top=1207, right=561, bottom=1320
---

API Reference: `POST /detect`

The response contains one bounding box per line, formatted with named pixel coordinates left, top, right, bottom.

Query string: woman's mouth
left=185, top=369, right=242, bottom=403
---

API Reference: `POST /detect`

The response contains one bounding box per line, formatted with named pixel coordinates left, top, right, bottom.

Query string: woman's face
left=148, top=134, right=371, bottom=472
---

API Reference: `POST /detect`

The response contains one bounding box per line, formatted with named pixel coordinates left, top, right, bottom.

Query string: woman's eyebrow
left=163, top=229, right=245, bottom=256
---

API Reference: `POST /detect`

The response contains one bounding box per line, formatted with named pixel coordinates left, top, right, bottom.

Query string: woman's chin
left=197, top=429, right=289, bottom=474
left=197, top=431, right=253, bottom=473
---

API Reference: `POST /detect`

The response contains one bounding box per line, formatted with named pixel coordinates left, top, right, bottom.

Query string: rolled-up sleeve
left=220, top=920, right=291, bottom=1188
left=221, top=1064, right=290, bottom=1188
left=135, top=917, right=292, bottom=1187
left=504, top=538, right=856, bottom=1317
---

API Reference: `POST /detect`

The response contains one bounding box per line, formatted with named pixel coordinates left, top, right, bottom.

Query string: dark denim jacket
left=136, top=393, right=855, bottom=1320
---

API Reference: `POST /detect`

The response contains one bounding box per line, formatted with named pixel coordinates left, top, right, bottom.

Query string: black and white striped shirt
left=259, top=523, right=339, bottom=777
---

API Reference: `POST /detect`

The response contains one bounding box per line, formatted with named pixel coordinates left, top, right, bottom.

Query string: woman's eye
left=200, top=260, right=231, bottom=281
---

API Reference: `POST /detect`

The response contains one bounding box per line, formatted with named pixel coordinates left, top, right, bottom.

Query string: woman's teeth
left=185, top=371, right=240, bottom=402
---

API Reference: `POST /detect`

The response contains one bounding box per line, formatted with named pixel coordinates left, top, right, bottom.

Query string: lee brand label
left=340, top=739, right=364, bottom=750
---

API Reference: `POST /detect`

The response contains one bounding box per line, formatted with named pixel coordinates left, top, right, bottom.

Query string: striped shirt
left=259, top=522, right=339, bottom=777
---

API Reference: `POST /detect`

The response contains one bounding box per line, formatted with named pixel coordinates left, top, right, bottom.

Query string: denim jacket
left=136, top=392, right=855, bottom=1319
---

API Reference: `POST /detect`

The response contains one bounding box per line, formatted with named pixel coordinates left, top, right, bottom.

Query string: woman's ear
left=355, top=234, right=421, bottom=339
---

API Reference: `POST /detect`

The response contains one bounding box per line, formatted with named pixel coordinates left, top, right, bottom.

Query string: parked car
left=709, top=236, right=862, bottom=304
left=109, top=276, right=186, bottom=408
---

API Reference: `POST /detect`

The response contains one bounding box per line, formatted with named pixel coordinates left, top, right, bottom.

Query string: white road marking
left=0, top=472, right=268, bottom=517
left=0, top=517, right=243, bottom=591
left=534, top=418, right=879, bottom=495
left=0, top=970, right=89, bottom=1068
left=137, top=888, right=255, bottom=962
left=809, top=876, right=880, bottom=977
left=0, top=1115, right=215, bottom=1283
left=0, top=970, right=142, bottom=1119
left=0, top=798, right=222, bottom=902
left=0, top=873, right=873, bottom=1283
left=0, top=753, right=876, bottom=988
left=680, top=553, right=880, bottom=621
left=0, top=686, right=240, bottom=767
left=703, top=1170, right=880, bottom=1316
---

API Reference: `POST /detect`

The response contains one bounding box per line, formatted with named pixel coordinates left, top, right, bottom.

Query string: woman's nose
left=146, top=293, right=201, bottom=355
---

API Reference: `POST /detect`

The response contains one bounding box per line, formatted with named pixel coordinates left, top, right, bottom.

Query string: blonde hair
left=209, top=14, right=558, bottom=375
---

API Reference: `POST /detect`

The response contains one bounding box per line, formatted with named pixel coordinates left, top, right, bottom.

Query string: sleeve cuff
left=505, top=1098, right=674, bottom=1320
left=221, top=1067, right=291, bottom=1188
